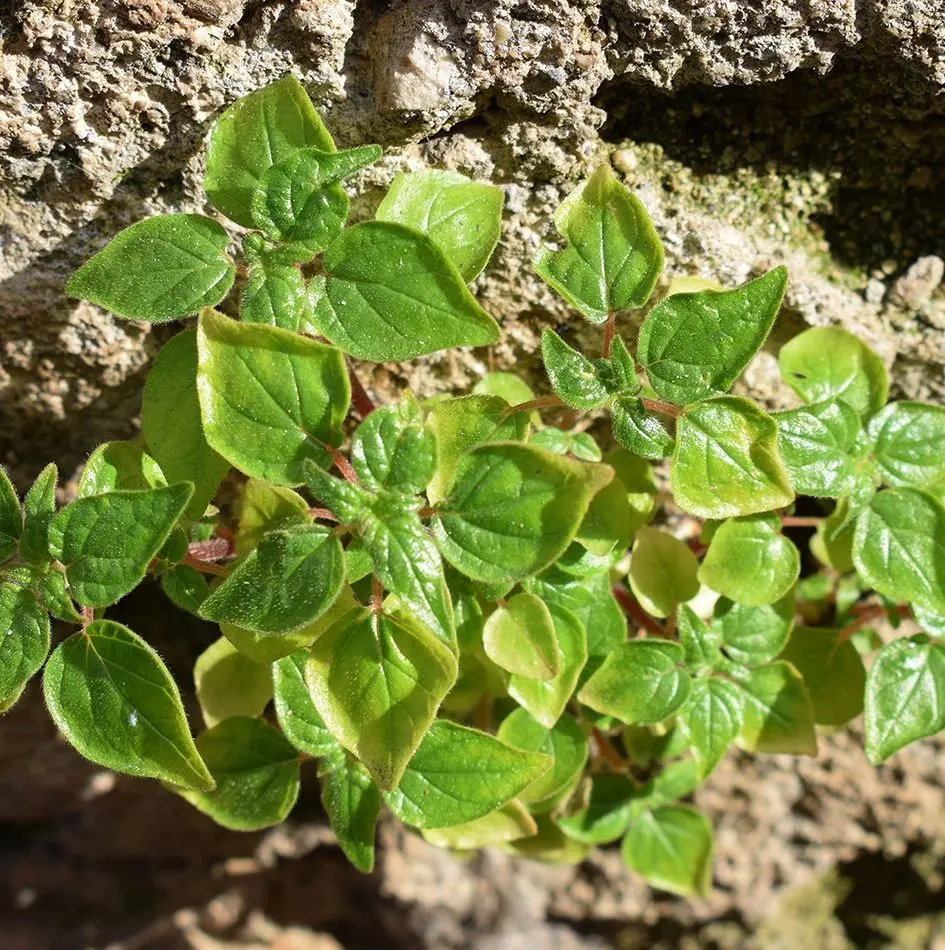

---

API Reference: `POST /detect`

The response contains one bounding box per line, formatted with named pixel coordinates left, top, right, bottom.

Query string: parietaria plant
left=2, top=75, right=945, bottom=896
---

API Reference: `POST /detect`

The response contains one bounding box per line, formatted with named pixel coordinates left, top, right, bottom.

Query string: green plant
left=2, top=75, right=945, bottom=897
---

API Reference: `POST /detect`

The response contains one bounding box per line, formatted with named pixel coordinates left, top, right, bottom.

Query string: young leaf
left=434, top=443, right=612, bottom=584
left=730, top=660, right=817, bottom=755
left=303, top=462, right=371, bottom=523
left=678, top=605, right=722, bottom=672
left=50, top=483, right=192, bottom=607
left=779, top=326, right=888, bottom=417
left=142, top=329, right=230, bottom=519
left=0, top=583, right=50, bottom=710
left=161, top=564, right=210, bottom=615
left=0, top=467, right=21, bottom=562
left=496, top=710, right=588, bottom=812
left=250, top=145, right=381, bottom=246
left=376, top=168, right=504, bottom=281
left=43, top=620, right=213, bottom=790
left=424, top=800, right=537, bottom=850
left=507, top=603, right=588, bottom=728
left=20, top=463, right=57, bottom=563
left=611, top=396, right=674, bottom=460
left=384, top=720, right=552, bottom=829
left=628, top=759, right=701, bottom=814
left=240, top=255, right=311, bottom=331
left=351, top=400, right=436, bottom=494
left=575, top=474, right=634, bottom=555
left=541, top=329, right=612, bottom=410
left=672, top=396, right=794, bottom=518
left=320, top=750, right=381, bottom=872
left=35, top=566, right=84, bottom=624
left=483, top=593, right=560, bottom=680
left=867, top=401, right=945, bottom=489
left=204, top=74, right=336, bottom=228
left=77, top=442, right=166, bottom=497
left=309, top=222, right=500, bottom=361
left=697, top=514, right=800, bottom=606
left=533, top=164, right=663, bottom=324
left=627, top=525, right=699, bottom=618
left=197, top=309, right=349, bottom=486
left=194, top=636, right=273, bottom=729
left=774, top=399, right=862, bottom=497
left=679, top=677, right=744, bottom=777
left=177, top=717, right=300, bottom=830
left=473, top=371, right=536, bottom=409
left=638, top=267, right=787, bottom=405
left=361, top=510, right=454, bottom=646
left=199, top=525, right=343, bottom=636
left=234, top=479, right=310, bottom=556
left=305, top=607, right=457, bottom=790
left=66, top=215, right=234, bottom=321
left=556, top=774, right=637, bottom=844
left=853, top=488, right=945, bottom=615
left=714, top=594, right=794, bottom=666
left=865, top=635, right=945, bottom=763
left=578, top=640, right=691, bottom=725
left=272, top=650, right=340, bottom=757
left=622, top=805, right=713, bottom=898
left=425, top=395, right=529, bottom=503
left=780, top=626, right=865, bottom=726
left=504, top=814, right=592, bottom=863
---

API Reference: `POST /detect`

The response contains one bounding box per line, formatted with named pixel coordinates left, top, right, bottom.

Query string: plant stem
left=370, top=576, right=383, bottom=613
left=474, top=697, right=492, bottom=733
left=612, top=585, right=664, bottom=636
left=602, top=311, right=615, bottom=359
left=503, top=395, right=565, bottom=418
left=640, top=397, right=681, bottom=418
left=836, top=603, right=911, bottom=646
left=347, top=362, right=376, bottom=419
left=328, top=445, right=359, bottom=484
left=309, top=507, right=339, bottom=522
left=780, top=515, right=823, bottom=528
left=181, top=553, right=230, bottom=578
left=592, top=728, right=627, bottom=771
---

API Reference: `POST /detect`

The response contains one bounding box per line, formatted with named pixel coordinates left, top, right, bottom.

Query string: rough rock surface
left=3, top=0, right=945, bottom=486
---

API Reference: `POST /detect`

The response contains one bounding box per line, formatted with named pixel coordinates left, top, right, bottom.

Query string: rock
left=889, top=255, right=945, bottom=311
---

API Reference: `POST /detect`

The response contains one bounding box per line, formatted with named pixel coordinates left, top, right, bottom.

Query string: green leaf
left=376, top=168, right=504, bottom=281
left=161, top=564, right=210, bottom=615
left=853, top=488, right=945, bottom=614
left=319, top=751, right=381, bottom=872
left=204, top=75, right=336, bottom=228
left=611, top=396, right=674, bottom=460
left=305, top=607, right=457, bottom=790
left=250, top=145, right=380, bottom=246
left=43, top=619, right=213, bottom=790
left=507, top=603, right=588, bottom=728
left=629, top=759, right=701, bottom=814
left=302, top=462, right=370, bottom=524
left=773, top=398, right=862, bottom=497
left=473, top=372, right=536, bottom=408
left=730, top=660, right=817, bottom=755
left=361, top=510, right=454, bottom=646
left=66, top=215, right=234, bottom=321
left=504, top=813, right=592, bottom=863
left=679, top=677, right=744, bottom=777
left=177, top=717, right=300, bottom=830
left=309, top=222, right=500, bottom=361
left=352, top=400, right=436, bottom=494
left=578, top=640, right=690, bottom=725
left=240, top=254, right=311, bottom=331
left=868, top=401, right=945, bottom=489
left=434, top=443, right=612, bottom=584
left=200, top=525, right=343, bottom=636
left=194, top=636, right=272, bottom=729
left=197, top=309, right=349, bottom=486
left=20, top=463, right=57, bottom=563
left=541, top=330, right=612, bottom=410
left=496, top=710, right=588, bottom=812
left=272, top=650, right=339, bottom=757
left=671, top=396, right=794, bottom=518
left=556, top=774, right=636, bottom=844
left=638, top=267, right=787, bottom=405
left=678, top=605, right=722, bottom=672
left=483, top=593, right=560, bottom=680
left=714, top=594, right=794, bottom=666
left=0, top=583, right=50, bottom=710
left=779, top=326, right=888, bottom=417
left=622, top=805, right=713, bottom=897
left=424, top=800, right=537, bottom=850
left=51, top=483, right=192, bottom=607
left=534, top=164, right=663, bottom=324
left=77, top=442, right=166, bottom=497
left=142, top=329, right=230, bottom=519
left=234, top=479, right=310, bottom=556
left=425, top=395, right=529, bottom=503
left=35, top=566, right=83, bottom=623
left=865, top=635, right=945, bottom=763
left=628, top=525, right=699, bottom=618
left=780, top=626, right=865, bottom=726
left=0, top=468, right=21, bottom=562
left=697, top=514, right=799, bottom=606
left=385, top=720, right=552, bottom=829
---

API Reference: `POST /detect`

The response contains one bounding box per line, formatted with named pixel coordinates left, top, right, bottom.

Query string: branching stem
left=780, top=515, right=823, bottom=528
left=347, top=362, right=376, bottom=419
left=612, top=585, right=664, bottom=636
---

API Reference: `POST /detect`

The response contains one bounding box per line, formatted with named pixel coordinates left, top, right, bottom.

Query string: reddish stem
left=612, top=585, right=664, bottom=636
left=370, top=576, right=384, bottom=614
left=309, top=507, right=339, bottom=522
left=836, top=603, right=911, bottom=647
left=602, top=312, right=616, bottom=359
left=181, top=553, right=230, bottom=578
left=347, top=362, right=376, bottom=419
left=593, top=728, right=627, bottom=770
left=503, top=395, right=565, bottom=418
left=328, top=445, right=359, bottom=484
left=780, top=515, right=823, bottom=528
left=640, top=397, right=682, bottom=419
